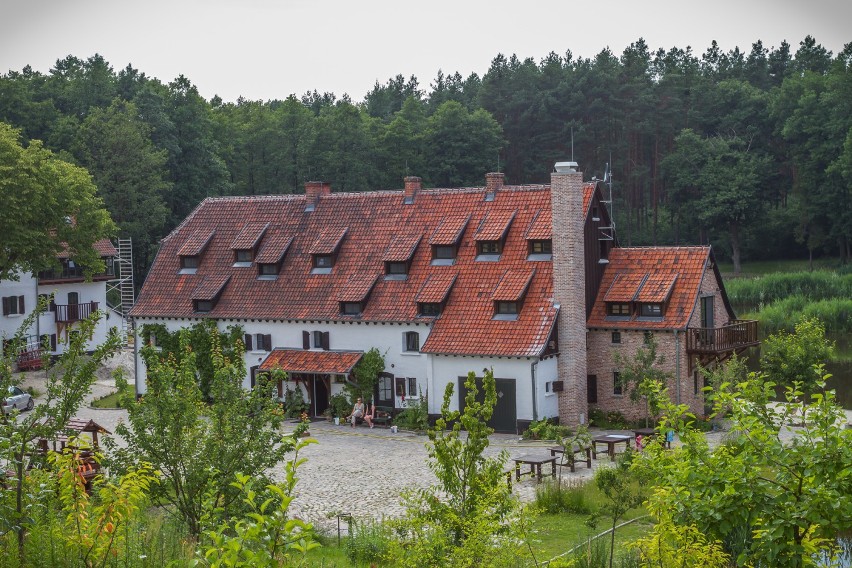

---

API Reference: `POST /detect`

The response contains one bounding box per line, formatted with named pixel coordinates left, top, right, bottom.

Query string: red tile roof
left=255, top=229, right=294, bottom=264
left=190, top=275, right=230, bottom=301
left=475, top=210, right=516, bottom=241
left=57, top=239, right=117, bottom=259
left=383, top=234, right=422, bottom=262
left=178, top=229, right=215, bottom=256
left=588, top=247, right=711, bottom=330
left=415, top=273, right=457, bottom=304
left=231, top=222, right=269, bottom=250
left=259, top=348, right=363, bottom=374
left=429, top=215, right=470, bottom=245
left=336, top=274, right=378, bottom=303
left=525, top=210, right=551, bottom=240
left=492, top=269, right=535, bottom=302
left=308, top=227, right=348, bottom=255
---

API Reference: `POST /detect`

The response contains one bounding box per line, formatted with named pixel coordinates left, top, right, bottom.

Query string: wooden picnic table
left=548, top=444, right=592, bottom=472
left=513, top=454, right=557, bottom=483
left=592, top=433, right=633, bottom=461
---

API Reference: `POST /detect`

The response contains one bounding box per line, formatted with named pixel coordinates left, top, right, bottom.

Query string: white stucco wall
left=38, top=280, right=113, bottom=355
left=535, top=355, right=560, bottom=420
left=0, top=273, right=38, bottom=347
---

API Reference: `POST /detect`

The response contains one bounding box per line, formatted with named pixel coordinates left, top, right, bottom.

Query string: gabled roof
left=588, top=247, right=713, bottom=330
left=56, top=239, right=118, bottom=259
left=132, top=183, right=559, bottom=357
left=260, top=348, right=363, bottom=374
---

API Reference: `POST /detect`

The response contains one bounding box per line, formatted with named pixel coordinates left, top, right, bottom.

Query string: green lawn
left=90, top=391, right=121, bottom=408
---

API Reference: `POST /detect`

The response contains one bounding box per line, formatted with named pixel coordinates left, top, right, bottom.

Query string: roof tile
left=259, top=348, right=363, bottom=374
left=178, top=229, right=215, bottom=257
left=230, top=222, right=269, bottom=250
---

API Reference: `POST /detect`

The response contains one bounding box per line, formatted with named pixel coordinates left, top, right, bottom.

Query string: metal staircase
left=106, top=238, right=135, bottom=342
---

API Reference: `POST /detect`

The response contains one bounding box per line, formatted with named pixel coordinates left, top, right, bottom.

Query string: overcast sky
left=2, top=0, right=849, bottom=103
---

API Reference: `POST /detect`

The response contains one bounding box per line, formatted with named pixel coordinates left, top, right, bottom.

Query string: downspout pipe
left=674, top=329, right=681, bottom=406
left=531, top=359, right=539, bottom=422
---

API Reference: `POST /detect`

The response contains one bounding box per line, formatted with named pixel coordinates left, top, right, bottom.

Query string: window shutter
left=49, top=298, right=56, bottom=312
left=263, top=334, right=271, bottom=351
left=321, top=331, right=330, bottom=351
left=244, top=334, right=253, bottom=351
left=19, top=296, right=25, bottom=313
left=2, top=297, right=8, bottom=316
left=302, top=331, right=310, bottom=350
left=50, top=334, right=57, bottom=351
left=250, top=366, right=258, bottom=388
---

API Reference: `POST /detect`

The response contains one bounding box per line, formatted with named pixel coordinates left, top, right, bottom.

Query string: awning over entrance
left=259, top=348, right=363, bottom=375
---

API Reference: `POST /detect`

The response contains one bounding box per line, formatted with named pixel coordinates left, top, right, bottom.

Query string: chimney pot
left=486, top=172, right=505, bottom=192
left=554, top=161, right=579, bottom=173
left=403, top=176, right=421, bottom=204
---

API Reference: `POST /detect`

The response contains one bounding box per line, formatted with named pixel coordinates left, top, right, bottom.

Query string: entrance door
left=312, top=375, right=329, bottom=417
left=68, top=292, right=79, bottom=321
left=700, top=296, right=715, bottom=346
left=375, top=372, right=394, bottom=408
left=459, top=376, right=517, bottom=434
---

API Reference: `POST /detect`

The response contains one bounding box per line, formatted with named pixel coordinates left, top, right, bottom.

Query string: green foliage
left=535, top=479, right=595, bottom=515
left=139, top=320, right=244, bottom=399
left=588, top=457, right=644, bottom=568
left=0, top=121, right=116, bottom=280
left=523, top=418, right=571, bottom=440
left=350, top=347, right=385, bottom=403
left=392, top=369, right=529, bottom=567
left=760, top=317, right=835, bottom=391
left=328, top=392, right=351, bottom=419
left=725, top=270, right=852, bottom=313
left=113, top=324, right=289, bottom=536
left=196, top=423, right=319, bottom=567
left=748, top=296, right=852, bottom=335
left=588, top=409, right=629, bottom=430
left=0, top=305, right=122, bottom=561
left=343, top=519, right=398, bottom=565
left=281, top=385, right=308, bottom=418
left=393, top=390, right=429, bottom=431
left=613, top=335, right=673, bottom=427
left=635, top=365, right=852, bottom=566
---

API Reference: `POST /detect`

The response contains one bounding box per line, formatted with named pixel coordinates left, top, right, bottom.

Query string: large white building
left=130, top=166, right=757, bottom=431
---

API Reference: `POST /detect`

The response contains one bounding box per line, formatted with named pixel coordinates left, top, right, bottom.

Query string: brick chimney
left=551, top=161, right=588, bottom=427
left=485, top=172, right=504, bottom=201
left=304, top=181, right=331, bottom=212
left=403, top=176, right=421, bottom=205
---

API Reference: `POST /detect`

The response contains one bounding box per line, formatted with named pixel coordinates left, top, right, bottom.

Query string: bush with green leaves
left=328, top=392, right=351, bottom=419
left=343, top=519, right=398, bottom=565
left=522, top=418, right=571, bottom=440
left=281, top=385, right=308, bottom=418
left=393, top=390, right=429, bottom=431
left=760, top=317, right=835, bottom=392
left=391, top=369, right=530, bottom=567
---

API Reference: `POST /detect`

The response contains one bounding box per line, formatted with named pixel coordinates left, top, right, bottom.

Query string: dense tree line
left=1, top=35, right=850, bottom=280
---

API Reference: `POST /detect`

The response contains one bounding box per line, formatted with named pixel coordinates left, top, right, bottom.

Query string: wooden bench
left=371, top=406, right=393, bottom=427
left=548, top=444, right=592, bottom=472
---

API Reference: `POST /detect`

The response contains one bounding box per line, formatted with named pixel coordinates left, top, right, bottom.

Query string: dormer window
left=385, top=261, right=408, bottom=279
left=180, top=255, right=199, bottom=274
left=494, top=301, right=519, bottom=320
left=257, top=262, right=280, bottom=279
left=340, top=302, right=362, bottom=316
left=312, top=254, right=334, bottom=274
left=528, top=239, right=552, bottom=261
left=478, top=241, right=502, bottom=255
left=607, top=303, right=631, bottom=317
left=432, top=245, right=456, bottom=265
left=419, top=302, right=442, bottom=317
left=474, top=210, right=515, bottom=262
left=194, top=300, right=213, bottom=313
left=639, top=303, right=663, bottom=318
left=190, top=275, right=229, bottom=314
left=429, top=215, right=469, bottom=266
left=234, top=249, right=253, bottom=265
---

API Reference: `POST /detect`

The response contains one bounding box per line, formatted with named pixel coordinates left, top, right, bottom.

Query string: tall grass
left=535, top=479, right=598, bottom=514
left=726, top=271, right=852, bottom=314
left=742, top=297, right=852, bottom=335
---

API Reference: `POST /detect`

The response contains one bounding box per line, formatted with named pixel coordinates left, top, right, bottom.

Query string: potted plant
left=329, top=393, right=351, bottom=425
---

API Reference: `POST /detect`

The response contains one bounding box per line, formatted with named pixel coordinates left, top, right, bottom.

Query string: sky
left=2, top=0, right=849, bottom=103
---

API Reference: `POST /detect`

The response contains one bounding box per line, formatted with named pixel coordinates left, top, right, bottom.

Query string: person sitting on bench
left=349, top=397, right=372, bottom=428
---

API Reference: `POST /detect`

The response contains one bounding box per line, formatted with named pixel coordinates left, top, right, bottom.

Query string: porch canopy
left=259, top=348, right=363, bottom=375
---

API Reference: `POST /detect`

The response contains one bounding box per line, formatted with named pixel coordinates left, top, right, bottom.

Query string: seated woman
left=350, top=397, right=372, bottom=428
left=363, top=402, right=375, bottom=429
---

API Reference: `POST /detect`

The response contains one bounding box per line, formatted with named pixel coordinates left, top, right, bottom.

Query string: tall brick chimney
left=304, top=181, right=331, bottom=211
left=403, top=176, right=421, bottom=204
left=551, top=161, right=588, bottom=426
left=485, top=172, right=504, bottom=201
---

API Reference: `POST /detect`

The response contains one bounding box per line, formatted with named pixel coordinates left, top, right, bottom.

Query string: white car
left=2, top=386, right=34, bottom=414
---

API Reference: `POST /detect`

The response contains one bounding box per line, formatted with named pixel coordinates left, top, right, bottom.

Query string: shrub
left=393, top=391, right=429, bottom=431
left=343, top=519, right=396, bottom=565
left=328, top=392, right=351, bottom=419
left=523, top=418, right=571, bottom=440
left=535, top=479, right=593, bottom=514
left=588, top=409, right=629, bottom=430
left=282, top=386, right=308, bottom=418
left=725, top=271, right=852, bottom=314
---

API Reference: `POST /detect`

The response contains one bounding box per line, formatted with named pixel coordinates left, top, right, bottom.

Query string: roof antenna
left=570, top=126, right=574, bottom=162
left=496, top=153, right=501, bottom=173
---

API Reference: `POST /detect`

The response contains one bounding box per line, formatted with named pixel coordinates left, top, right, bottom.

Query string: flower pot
left=334, top=417, right=340, bottom=425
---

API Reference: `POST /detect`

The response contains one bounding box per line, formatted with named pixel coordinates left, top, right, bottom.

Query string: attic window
left=194, top=300, right=214, bottom=313
left=639, top=303, right=663, bottom=318
left=234, top=249, right=253, bottom=266
left=528, top=239, right=552, bottom=261
left=340, top=302, right=362, bottom=317
left=478, top=241, right=501, bottom=254
left=494, top=301, right=519, bottom=320
left=607, top=303, right=631, bottom=317
left=180, top=256, right=199, bottom=274
left=257, top=262, right=280, bottom=280
left=419, top=302, right=442, bottom=317
left=431, top=245, right=456, bottom=266
left=385, top=261, right=408, bottom=280
left=312, top=254, right=334, bottom=274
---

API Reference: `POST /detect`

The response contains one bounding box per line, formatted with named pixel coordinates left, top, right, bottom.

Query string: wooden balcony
left=54, top=301, right=98, bottom=323
left=687, top=320, right=760, bottom=368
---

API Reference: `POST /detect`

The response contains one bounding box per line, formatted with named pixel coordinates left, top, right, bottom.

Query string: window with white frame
left=404, top=331, right=420, bottom=352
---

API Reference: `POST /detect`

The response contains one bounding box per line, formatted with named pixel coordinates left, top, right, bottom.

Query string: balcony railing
left=54, top=301, right=99, bottom=323
left=38, top=263, right=114, bottom=282
left=686, top=320, right=760, bottom=355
